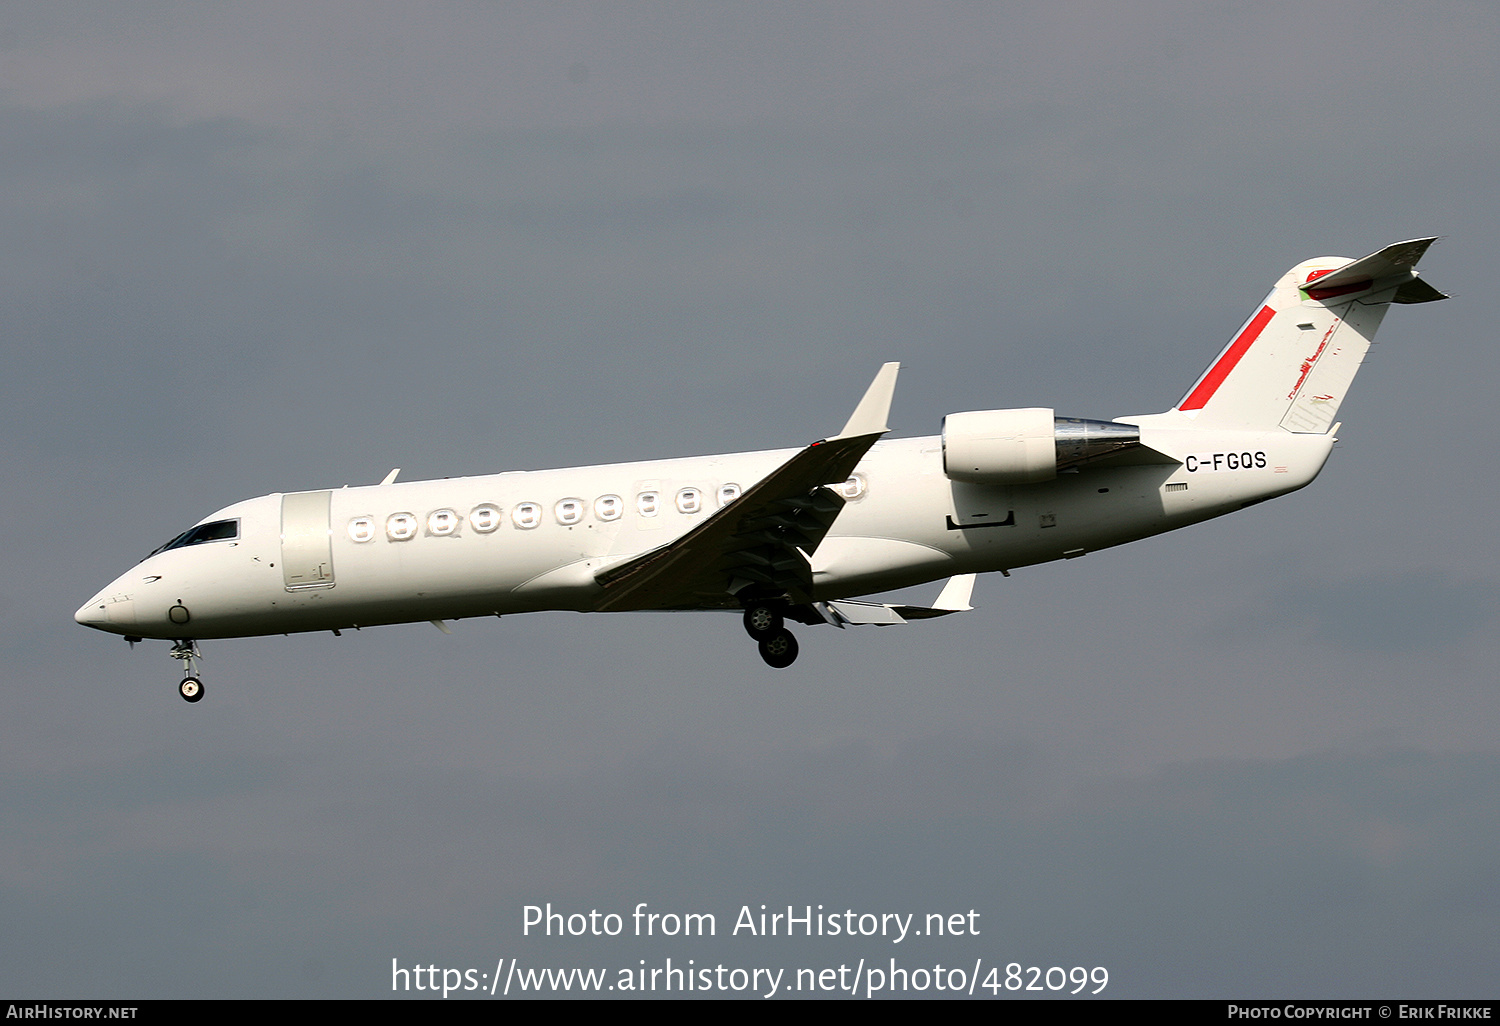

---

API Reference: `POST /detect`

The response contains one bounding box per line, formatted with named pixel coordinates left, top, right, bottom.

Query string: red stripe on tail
left=1179, top=305, right=1276, bottom=411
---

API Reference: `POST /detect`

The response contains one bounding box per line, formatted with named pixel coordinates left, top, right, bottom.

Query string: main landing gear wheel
left=179, top=677, right=204, bottom=703
left=757, top=628, right=799, bottom=668
left=742, top=602, right=785, bottom=638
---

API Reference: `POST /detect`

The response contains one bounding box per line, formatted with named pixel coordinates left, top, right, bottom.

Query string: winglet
left=932, top=573, right=976, bottom=612
left=834, top=362, right=900, bottom=439
left=380, top=468, right=401, bottom=486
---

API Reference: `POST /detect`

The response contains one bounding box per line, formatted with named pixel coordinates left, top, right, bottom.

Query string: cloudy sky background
left=3, top=2, right=1497, bottom=998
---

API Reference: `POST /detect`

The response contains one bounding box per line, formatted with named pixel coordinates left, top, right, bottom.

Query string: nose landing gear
left=169, top=640, right=205, bottom=703
left=742, top=601, right=800, bottom=668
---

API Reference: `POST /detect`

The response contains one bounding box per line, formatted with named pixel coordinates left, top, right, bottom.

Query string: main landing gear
left=742, top=601, right=800, bottom=668
left=169, top=639, right=205, bottom=703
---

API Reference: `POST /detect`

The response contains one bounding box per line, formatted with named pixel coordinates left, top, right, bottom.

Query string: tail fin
left=1173, top=239, right=1446, bottom=432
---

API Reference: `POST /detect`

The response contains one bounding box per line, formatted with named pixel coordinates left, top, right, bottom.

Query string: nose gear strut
left=169, top=639, right=205, bottom=703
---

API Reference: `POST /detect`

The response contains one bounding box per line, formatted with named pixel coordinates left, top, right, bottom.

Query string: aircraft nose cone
left=75, top=598, right=108, bottom=627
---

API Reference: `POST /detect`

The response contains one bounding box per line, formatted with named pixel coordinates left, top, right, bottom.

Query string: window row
left=347, top=476, right=866, bottom=543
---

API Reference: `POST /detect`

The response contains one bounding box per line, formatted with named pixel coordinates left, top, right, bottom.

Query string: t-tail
left=1170, top=238, right=1447, bottom=432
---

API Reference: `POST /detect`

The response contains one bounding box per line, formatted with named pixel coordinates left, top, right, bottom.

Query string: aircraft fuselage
left=76, top=423, right=1332, bottom=642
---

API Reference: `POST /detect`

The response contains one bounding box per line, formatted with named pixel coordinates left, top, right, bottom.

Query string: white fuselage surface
left=78, top=425, right=1331, bottom=640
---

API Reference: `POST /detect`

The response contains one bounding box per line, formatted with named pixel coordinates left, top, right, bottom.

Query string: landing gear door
left=281, top=491, right=335, bottom=590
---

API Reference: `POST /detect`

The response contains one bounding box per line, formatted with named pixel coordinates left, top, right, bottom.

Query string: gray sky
left=3, top=1, right=1497, bottom=999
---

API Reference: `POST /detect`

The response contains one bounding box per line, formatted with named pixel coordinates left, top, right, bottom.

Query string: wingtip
left=933, top=573, right=976, bottom=612
left=834, top=362, right=900, bottom=439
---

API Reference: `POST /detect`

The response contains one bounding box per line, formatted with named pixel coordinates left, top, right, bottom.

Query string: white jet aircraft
left=76, top=239, right=1447, bottom=702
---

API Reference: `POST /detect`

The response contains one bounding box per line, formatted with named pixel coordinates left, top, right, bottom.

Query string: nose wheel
left=169, top=640, right=205, bottom=703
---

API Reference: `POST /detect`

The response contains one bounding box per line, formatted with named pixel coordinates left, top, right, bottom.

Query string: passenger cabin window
left=513, top=502, right=541, bottom=529
left=595, top=495, right=623, bottom=521
left=386, top=513, right=418, bottom=541
left=148, top=519, right=239, bottom=557
left=427, top=509, right=459, bottom=536
left=348, top=517, right=376, bottom=543
left=718, top=483, right=742, bottom=506
left=637, top=492, right=659, bottom=517
left=555, top=498, right=584, bottom=525
left=470, top=505, right=502, bottom=533
left=837, top=474, right=867, bottom=500
left=676, top=488, right=702, bottom=514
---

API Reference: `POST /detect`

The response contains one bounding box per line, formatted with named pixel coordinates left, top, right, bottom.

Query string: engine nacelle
left=942, top=407, right=1057, bottom=484
left=942, top=409, right=1143, bottom=484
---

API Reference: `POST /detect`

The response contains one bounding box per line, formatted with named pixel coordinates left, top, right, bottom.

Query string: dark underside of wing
left=592, top=432, right=881, bottom=612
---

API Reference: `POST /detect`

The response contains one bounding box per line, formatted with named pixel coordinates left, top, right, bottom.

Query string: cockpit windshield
left=146, top=519, right=239, bottom=559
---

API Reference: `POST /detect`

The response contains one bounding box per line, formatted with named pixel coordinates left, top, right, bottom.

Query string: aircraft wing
left=593, top=364, right=899, bottom=612
left=814, top=573, right=977, bottom=626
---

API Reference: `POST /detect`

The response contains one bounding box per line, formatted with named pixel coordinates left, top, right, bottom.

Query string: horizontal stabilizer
left=1300, top=237, right=1445, bottom=299
left=1392, top=277, right=1449, bottom=304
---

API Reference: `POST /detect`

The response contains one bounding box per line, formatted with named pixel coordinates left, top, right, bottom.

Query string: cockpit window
left=147, top=519, right=240, bottom=558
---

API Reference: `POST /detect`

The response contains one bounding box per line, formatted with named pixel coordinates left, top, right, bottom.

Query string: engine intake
left=942, top=409, right=1141, bottom=484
